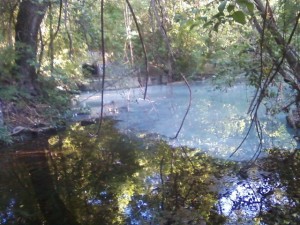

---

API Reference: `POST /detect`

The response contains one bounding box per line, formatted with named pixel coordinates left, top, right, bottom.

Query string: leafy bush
left=0, top=45, right=17, bottom=83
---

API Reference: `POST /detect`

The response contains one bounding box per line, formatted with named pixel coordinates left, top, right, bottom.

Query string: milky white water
left=77, top=80, right=296, bottom=161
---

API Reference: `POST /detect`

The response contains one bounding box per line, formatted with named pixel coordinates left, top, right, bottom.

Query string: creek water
left=0, top=80, right=299, bottom=224
left=78, top=80, right=296, bottom=161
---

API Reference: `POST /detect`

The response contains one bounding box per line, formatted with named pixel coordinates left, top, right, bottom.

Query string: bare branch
left=96, top=0, right=106, bottom=135
left=171, top=74, right=192, bottom=139
left=52, top=0, right=63, bottom=40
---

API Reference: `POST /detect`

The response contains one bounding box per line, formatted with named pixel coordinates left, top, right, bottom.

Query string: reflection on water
left=218, top=167, right=293, bottom=224
left=0, top=121, right=299, bottom=224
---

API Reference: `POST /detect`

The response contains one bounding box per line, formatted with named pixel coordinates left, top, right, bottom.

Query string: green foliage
left=0, top=45, right=17, bottom=83
left=0, top=86, right=19, bottom=101
left=36, top=76, right=71, bottom=111
left=231, top=10, right=246, bottom=24
left=0, top=126, right=12, bottom=145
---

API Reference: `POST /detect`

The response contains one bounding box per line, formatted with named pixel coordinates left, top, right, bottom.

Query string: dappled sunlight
left=0, top=121, right=300, bottom=224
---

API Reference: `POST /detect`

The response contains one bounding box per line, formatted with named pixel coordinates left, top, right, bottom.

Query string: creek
left=77, top=80, right=296, bottom=161
left=0, top=80, right=299, bottom=224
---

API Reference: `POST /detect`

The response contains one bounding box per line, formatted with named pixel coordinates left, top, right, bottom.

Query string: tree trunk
left=253, top=0, right=300, bottom=78
left=15, top=0, right=48, bottom=93
left=20, top=139, right=81, bottom=225
left=252, top=16, right=300, bottom=91
left=151, top=0, right=174, bottom=82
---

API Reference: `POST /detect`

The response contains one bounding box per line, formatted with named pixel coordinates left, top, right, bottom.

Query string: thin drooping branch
left=52, top=0, right=63, bottom=40
left=172, top=74, right=192, bottom=139
left=96, top=0, right=106, bottom=135
left=159, top=156, right=165, bottom=211
left=37, top=27, right=45, bottom=75
left=125, top=0, right=149, bottom=99
left=254, top=0, right=300, bottom=77
left=40, top=0, right=62, bottom=71
left=230, top=0, right=269, bottom=158
left=249, top=10, right=300, bottom=118
left=49, top=1, right=54, bottom=73
left=231, top=1, right=300, bottom=158
left=63, top=0, right=73, bottom=58
left=252, top=16, right=300, bottom=91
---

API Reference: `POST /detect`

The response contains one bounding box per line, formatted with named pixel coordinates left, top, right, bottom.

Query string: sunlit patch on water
left=218, top=165, right=297, bottom=224
left=124, top=199, right=152, bottom=225
left=0, top=121, right=299, bottom=224
left=77, top=81, right=297, bottom=161
left=0, top=199, right=15, bottom=224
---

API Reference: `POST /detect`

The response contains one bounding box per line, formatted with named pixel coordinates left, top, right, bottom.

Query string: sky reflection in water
left=0, top=124, right=299, bottom=224
left=78, top=80, right=296, bottom=161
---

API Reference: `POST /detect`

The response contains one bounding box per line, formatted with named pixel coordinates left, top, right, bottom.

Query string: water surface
left=1, top=81, right=299, bottom=224
left=77, top=80, right=296, bottom=161
left=0, top=122, right=299, bottom=224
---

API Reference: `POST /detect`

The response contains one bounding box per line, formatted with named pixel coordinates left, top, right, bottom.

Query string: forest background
left=0, top=0, right=299, bottom=144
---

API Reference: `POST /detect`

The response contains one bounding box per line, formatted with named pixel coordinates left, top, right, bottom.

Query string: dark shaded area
left=82, top=63, right=99, bottom=78
left=0, top=121, right=300, bottom=224
left=15, top=0, right=48, bottom=92
left=19, top=140, right=80, bottom=225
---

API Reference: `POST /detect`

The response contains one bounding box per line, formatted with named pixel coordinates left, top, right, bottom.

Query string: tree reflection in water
left=0, top=120, right=299, bottom=224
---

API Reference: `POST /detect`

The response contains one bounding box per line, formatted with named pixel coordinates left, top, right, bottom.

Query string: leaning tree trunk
left=15, top=0, right=48, bottom=93
left=253, top=0, right=300, bottom=78
left=20, top=139, right=81, bottom=225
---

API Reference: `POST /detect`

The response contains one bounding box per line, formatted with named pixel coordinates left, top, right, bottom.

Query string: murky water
left=77, top=80, right=296, bottom=161
left=1, top=81, right=299, bottom=224
left=0, top=122, right=299, bottom=225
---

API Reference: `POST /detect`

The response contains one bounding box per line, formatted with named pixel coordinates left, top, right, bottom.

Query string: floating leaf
left=232, top=11, right=246, bottom=24
left=218, top=1, right=227, bottom=12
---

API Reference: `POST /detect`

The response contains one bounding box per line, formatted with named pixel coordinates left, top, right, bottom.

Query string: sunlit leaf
left=232, top=11, right=246, bottom=24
